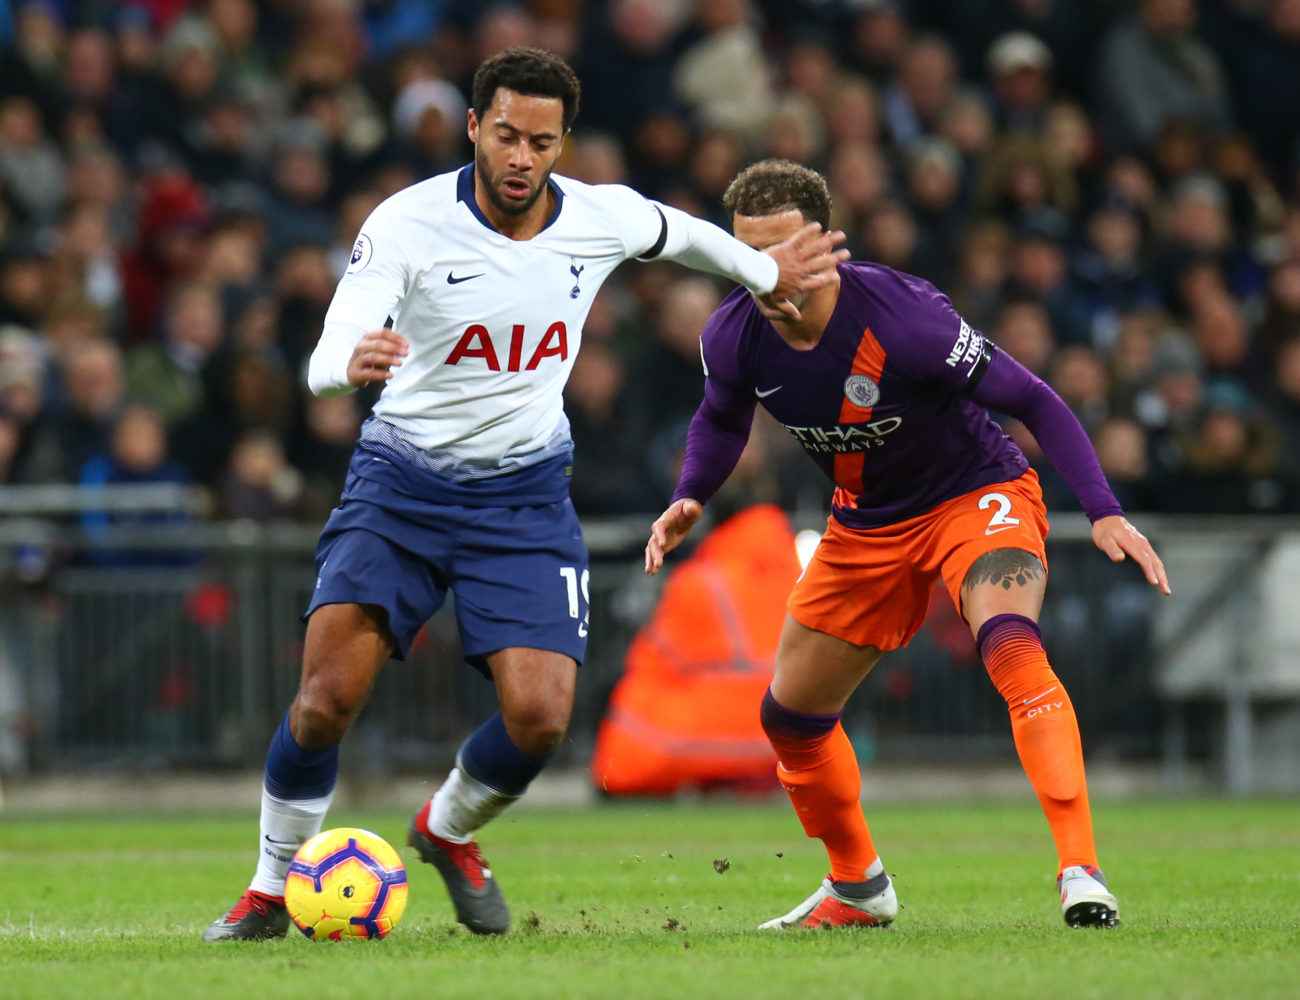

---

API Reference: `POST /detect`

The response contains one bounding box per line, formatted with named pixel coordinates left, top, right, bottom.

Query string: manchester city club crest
left=843, top=373, right=880, bottom=408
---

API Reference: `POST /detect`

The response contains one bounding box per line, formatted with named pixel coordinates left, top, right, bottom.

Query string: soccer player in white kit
left=203, top=47, right=847, bottom=940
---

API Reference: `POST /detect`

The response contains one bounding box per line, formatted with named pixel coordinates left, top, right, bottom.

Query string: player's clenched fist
left=348, top=330, right=409, bottom=387
left=644, top=498, right=703, bottom=575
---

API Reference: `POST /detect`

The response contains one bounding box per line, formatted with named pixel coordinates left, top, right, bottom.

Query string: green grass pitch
left=3, top=797, right=1298, bottom=999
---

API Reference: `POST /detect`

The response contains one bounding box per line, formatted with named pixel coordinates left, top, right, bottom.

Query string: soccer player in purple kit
left=645, top=160, right=1171, bottom=930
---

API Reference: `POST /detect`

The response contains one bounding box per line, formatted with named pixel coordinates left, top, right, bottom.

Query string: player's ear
left=467, top=109, right=479, bottom=144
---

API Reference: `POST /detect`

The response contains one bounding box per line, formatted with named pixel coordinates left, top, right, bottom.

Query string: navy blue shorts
left=303, top=471, right=589, bottom=672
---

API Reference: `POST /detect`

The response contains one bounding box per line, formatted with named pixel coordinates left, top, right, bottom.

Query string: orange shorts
left=788, top=469, right=1049, bottom=650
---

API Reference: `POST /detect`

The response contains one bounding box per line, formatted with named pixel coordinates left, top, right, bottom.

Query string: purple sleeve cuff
left=969, top=351, right=1123, bottom=523
left=670, top=396, right=754, bottom=505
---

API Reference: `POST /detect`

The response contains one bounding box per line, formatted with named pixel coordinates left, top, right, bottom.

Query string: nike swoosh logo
left=1022, top=685, right=1058, bottom=706
left=264, top=835, right=298, bottom=846
left=985, top=525, right=1017, bottom=535
left=755, top=386, right=783, bottom=398
left=447, top=272, right=484, bottom=284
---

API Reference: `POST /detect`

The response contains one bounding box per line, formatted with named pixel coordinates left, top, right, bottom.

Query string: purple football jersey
left=695, top=263, right=1031, bottom=528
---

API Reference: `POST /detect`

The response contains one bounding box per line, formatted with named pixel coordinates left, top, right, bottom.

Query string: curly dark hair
left=722, top=159, right=832, bottom=230
left=471, top=47, right=581, bottom=132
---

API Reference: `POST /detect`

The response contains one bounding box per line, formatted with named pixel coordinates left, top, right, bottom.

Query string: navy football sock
left=251, top=712, right=338, bottom=896
left=459, top=711, right=551, bottom=795
left=265, top=711, right=339, bottom=800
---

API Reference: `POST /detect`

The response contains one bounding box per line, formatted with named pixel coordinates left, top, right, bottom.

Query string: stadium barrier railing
left=1, top=491, right=1297, bottom=793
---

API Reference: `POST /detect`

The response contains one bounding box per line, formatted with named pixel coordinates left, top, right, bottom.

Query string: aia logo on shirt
left=444, top=322, right=568, bottom=371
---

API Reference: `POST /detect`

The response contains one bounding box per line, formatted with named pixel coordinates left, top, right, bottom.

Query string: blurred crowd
left=1, top=0, right=1300, bottom=523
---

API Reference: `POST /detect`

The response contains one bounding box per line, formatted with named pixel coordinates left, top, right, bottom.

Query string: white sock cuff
left=426, top=766, right=519, bottom=842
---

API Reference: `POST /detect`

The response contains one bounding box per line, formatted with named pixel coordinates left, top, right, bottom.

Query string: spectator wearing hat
left=134, top=16, right=225, bottom=158
left=986, top=31, right=1054, bottom=136
left=1134, top=331, right=1205, bottom=487
left=928, top=0, right=1104, bottom=104
left=119, top=169, right=213, bottom=342
left=184, top=83, right=262, bottom=192
left=391, top=78, right=469, bottom=179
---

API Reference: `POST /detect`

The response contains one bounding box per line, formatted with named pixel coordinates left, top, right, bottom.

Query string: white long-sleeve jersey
left=308, top=165, right=778, bottom=482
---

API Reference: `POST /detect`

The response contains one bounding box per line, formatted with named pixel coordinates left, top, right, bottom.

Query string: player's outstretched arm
left=1091, top=515, right=1170, bottom=594
left=758, top=222, right=850, bottom=320
left=968, top=349, right=1171, bottom=596
left=644, top=498, right=703, bottom=575
left=645, top=204, right=845, bottom=317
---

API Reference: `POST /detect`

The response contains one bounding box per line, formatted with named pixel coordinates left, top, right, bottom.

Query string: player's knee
left=292, top=683, right=361, bottom=745
left=504, top=706, right=569, bottom=757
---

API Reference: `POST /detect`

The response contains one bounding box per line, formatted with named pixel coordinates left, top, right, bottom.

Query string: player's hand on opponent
left=1091, top=515, right=1171, bottom=595
left=347, top=330, right=409, bottom=388
left=644, top=498, right=703, bottom=575
left=759, top=222, right=850, bottom=321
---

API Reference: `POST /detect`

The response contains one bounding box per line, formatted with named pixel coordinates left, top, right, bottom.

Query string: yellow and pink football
left=284, top=827, right=408, bottom=941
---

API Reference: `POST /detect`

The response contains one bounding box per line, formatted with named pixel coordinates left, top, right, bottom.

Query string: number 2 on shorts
left=978, top=491, right=1020, bottom=535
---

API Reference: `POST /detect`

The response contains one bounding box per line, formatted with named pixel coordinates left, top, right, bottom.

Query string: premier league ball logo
left=843, top=374, right=880, bottom=408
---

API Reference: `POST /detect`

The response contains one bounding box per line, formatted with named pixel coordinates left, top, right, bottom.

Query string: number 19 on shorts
left=559, top=567, right=590, bottom=638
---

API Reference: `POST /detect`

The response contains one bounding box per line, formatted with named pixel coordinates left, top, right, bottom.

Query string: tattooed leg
left=959, top=548, right=1099, bottom=880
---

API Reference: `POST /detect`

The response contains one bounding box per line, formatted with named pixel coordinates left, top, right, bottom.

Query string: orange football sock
left=977, top=614, right=1097, bottom=872
left=761, top=691, right=878, bottom=882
